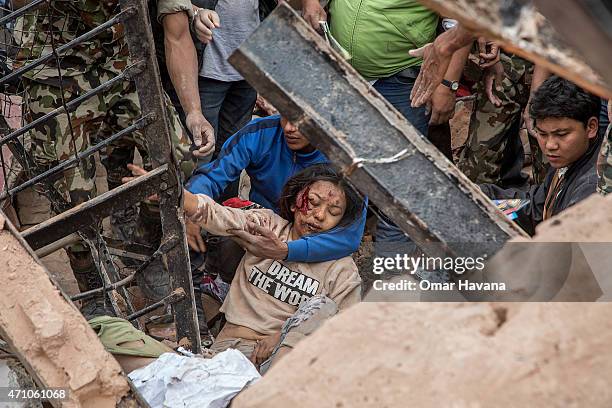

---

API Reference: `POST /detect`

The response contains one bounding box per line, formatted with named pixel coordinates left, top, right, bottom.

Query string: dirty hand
left=121, top=164, right=159, bottom=201
left=427, top=85, right=456, bottom=125
left=186, top=111, right=215, bottom=158
left=186, top=219, right=206, bottom=253
left=477, top=37, right=500, bottom=69
left=301, top=0, right=327, bottom=33
left=251, top=331, right=282, bottom=366
left=193, top=8, right=220, bottom=44
left=409, top=42, right=452, bottom=108
left=228, top=220, right=288, bottom=260
left=483, top=61, right=504, bottom=107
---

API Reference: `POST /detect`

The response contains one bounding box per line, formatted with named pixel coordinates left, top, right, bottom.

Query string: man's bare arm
left=410, top=24, right=475, bottom=108
left=428, top=44, right=470, bottom=125
left=163, top=12, right=214, bottom=157
left=523, top=65, right=552, bottom=135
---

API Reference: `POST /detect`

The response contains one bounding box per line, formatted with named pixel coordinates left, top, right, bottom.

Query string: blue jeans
left=373, top=73, right=430, bottom=135
left=373, top=72, right=430, bottom=257
left=197, top=76, right=257, bottom=199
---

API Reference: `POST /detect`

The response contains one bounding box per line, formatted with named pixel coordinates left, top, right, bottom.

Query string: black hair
left=278, top=164, right=362, bottom=229
left=529, top=75, right=600, bottom=128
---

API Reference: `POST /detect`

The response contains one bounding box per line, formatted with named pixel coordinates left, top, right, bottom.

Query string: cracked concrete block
left=233, top=302, right=612, bottom=407
left=0, top=215, right=132, bottom=407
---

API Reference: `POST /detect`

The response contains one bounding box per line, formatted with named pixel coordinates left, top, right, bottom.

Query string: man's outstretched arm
left=410, top=24, right=475, bottom=108
left=162, top=9, right=217, bottom=157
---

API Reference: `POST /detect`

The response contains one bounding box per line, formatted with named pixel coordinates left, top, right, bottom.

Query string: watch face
left=451, top=82, right=459, bottom=91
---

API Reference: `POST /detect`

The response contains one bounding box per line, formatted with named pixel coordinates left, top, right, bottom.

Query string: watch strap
left=441, top=79, right=459, bottom=92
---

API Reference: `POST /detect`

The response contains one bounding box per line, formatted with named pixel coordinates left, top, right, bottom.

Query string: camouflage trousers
left=457, top=54, right=546, bottom=185
left=23, top=67, right=195, bottom=252
left=597, top=124, right=612, bottom=196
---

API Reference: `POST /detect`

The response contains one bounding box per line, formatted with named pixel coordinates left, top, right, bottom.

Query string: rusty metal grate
left=0, top=0, right=200, bottom=352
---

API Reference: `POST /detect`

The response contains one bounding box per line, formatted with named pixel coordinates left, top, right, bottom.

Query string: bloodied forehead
left=306, top=181, right=346, bottom=209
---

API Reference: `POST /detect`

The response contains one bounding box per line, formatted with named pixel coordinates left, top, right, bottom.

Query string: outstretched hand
left=409, top=43, right=452, bottom=108
left=121, top=164, right=159, bottom=201
left=410, top=24, right=475, bottom=107
left=228, top=220, right=288, bottom=260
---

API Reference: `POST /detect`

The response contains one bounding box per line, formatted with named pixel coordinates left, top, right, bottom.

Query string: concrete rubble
left=233, top=301, right=612, bottom=408
left=0, top=214, right=134, bottom=407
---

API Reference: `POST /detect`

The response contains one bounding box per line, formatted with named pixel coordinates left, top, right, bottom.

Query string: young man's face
left=534, top=116, right=599, bottom=169
left=291, top=180, right=347, bottom=237
left=281, top=117, right=312, bottom=151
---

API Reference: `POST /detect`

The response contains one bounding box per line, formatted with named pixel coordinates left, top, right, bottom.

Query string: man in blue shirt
left=186, top=114, right=367, bottom=263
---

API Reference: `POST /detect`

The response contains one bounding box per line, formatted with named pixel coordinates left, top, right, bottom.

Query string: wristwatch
left=441, top=79, right=459, bottom=92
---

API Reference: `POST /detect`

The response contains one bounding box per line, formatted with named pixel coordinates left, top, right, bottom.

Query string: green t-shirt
left=329, top=0, right=438, bottom=80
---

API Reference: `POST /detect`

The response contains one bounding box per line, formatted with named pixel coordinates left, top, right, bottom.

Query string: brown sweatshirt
left=190, top=194, right=362, bottom=335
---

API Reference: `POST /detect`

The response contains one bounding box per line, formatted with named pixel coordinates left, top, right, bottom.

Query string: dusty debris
left=531, top=193, right=612, bottom=242
left=232, top=302, right=612, bottom=407
left=0, top=219, right=132, bottom=407
left=479, top=193, right=612, bottom=301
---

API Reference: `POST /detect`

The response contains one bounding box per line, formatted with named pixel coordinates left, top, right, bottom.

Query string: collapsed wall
left=0, top=213, right=132, bottom=408
left=233, top=302, right=612, bottom=407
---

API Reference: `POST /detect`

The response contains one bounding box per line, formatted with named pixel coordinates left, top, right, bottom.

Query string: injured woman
left=102, top=164, right=363, bottom=382
left=185, top=163, right=363, bottom=369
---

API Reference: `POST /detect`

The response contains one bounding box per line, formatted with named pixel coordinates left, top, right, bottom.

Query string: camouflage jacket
left=13, top=0, right=130, bottom=81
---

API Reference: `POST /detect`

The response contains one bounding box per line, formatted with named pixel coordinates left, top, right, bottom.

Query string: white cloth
left=128, top=349, right=260, bottom=408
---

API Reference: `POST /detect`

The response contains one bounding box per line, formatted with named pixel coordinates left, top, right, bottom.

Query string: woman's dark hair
left=278, top=164, right=363, bottom=228
left=529, top=75, right=601, bottom=127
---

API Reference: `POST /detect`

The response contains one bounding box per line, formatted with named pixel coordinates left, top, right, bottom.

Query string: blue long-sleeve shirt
left=186, top=115, right=367, bottom=262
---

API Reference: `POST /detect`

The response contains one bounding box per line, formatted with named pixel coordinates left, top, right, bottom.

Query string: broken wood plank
left=0, top=212, right=145, bottom=407
left=22, top=164, right=169, bottom=251
left=415, top=0, right=612, bottom=99
left=229, top=4, right=525, bottom=262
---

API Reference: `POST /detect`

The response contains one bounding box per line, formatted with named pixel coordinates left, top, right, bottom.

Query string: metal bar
left=94, top=230, right=139, bottom=322
left=0, top=0, right=45, bottom=27
left=86, top=230, right=126, bottom=318
left=0, top=115, right=152, bottom=201
left=5, top=132, right=132, bottom=320
left=70, top=239, right=178, bottom=301
left=103, top=234, right=155, bottom=257
left=414, top=0, right=612, bottom=99
left=0, top=63, right=144, bottom=147
left=127, top=288, right=186, bottom=321
left=0, top=7, right=136, bottom=86
left=119, top=0, right=201, bottom=352
left=107, top=247, right=150, bottom=262
left=71, top=236, right=178, bottom=302
left=71, top=272, right=136, bottom=302
left=4, top=137, right=72, bottom=216
left=22, top=164, right=169, bottom=250
left=229, top=4, right=525, bottom=262
left=34, top=232, right=80, bottom=258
